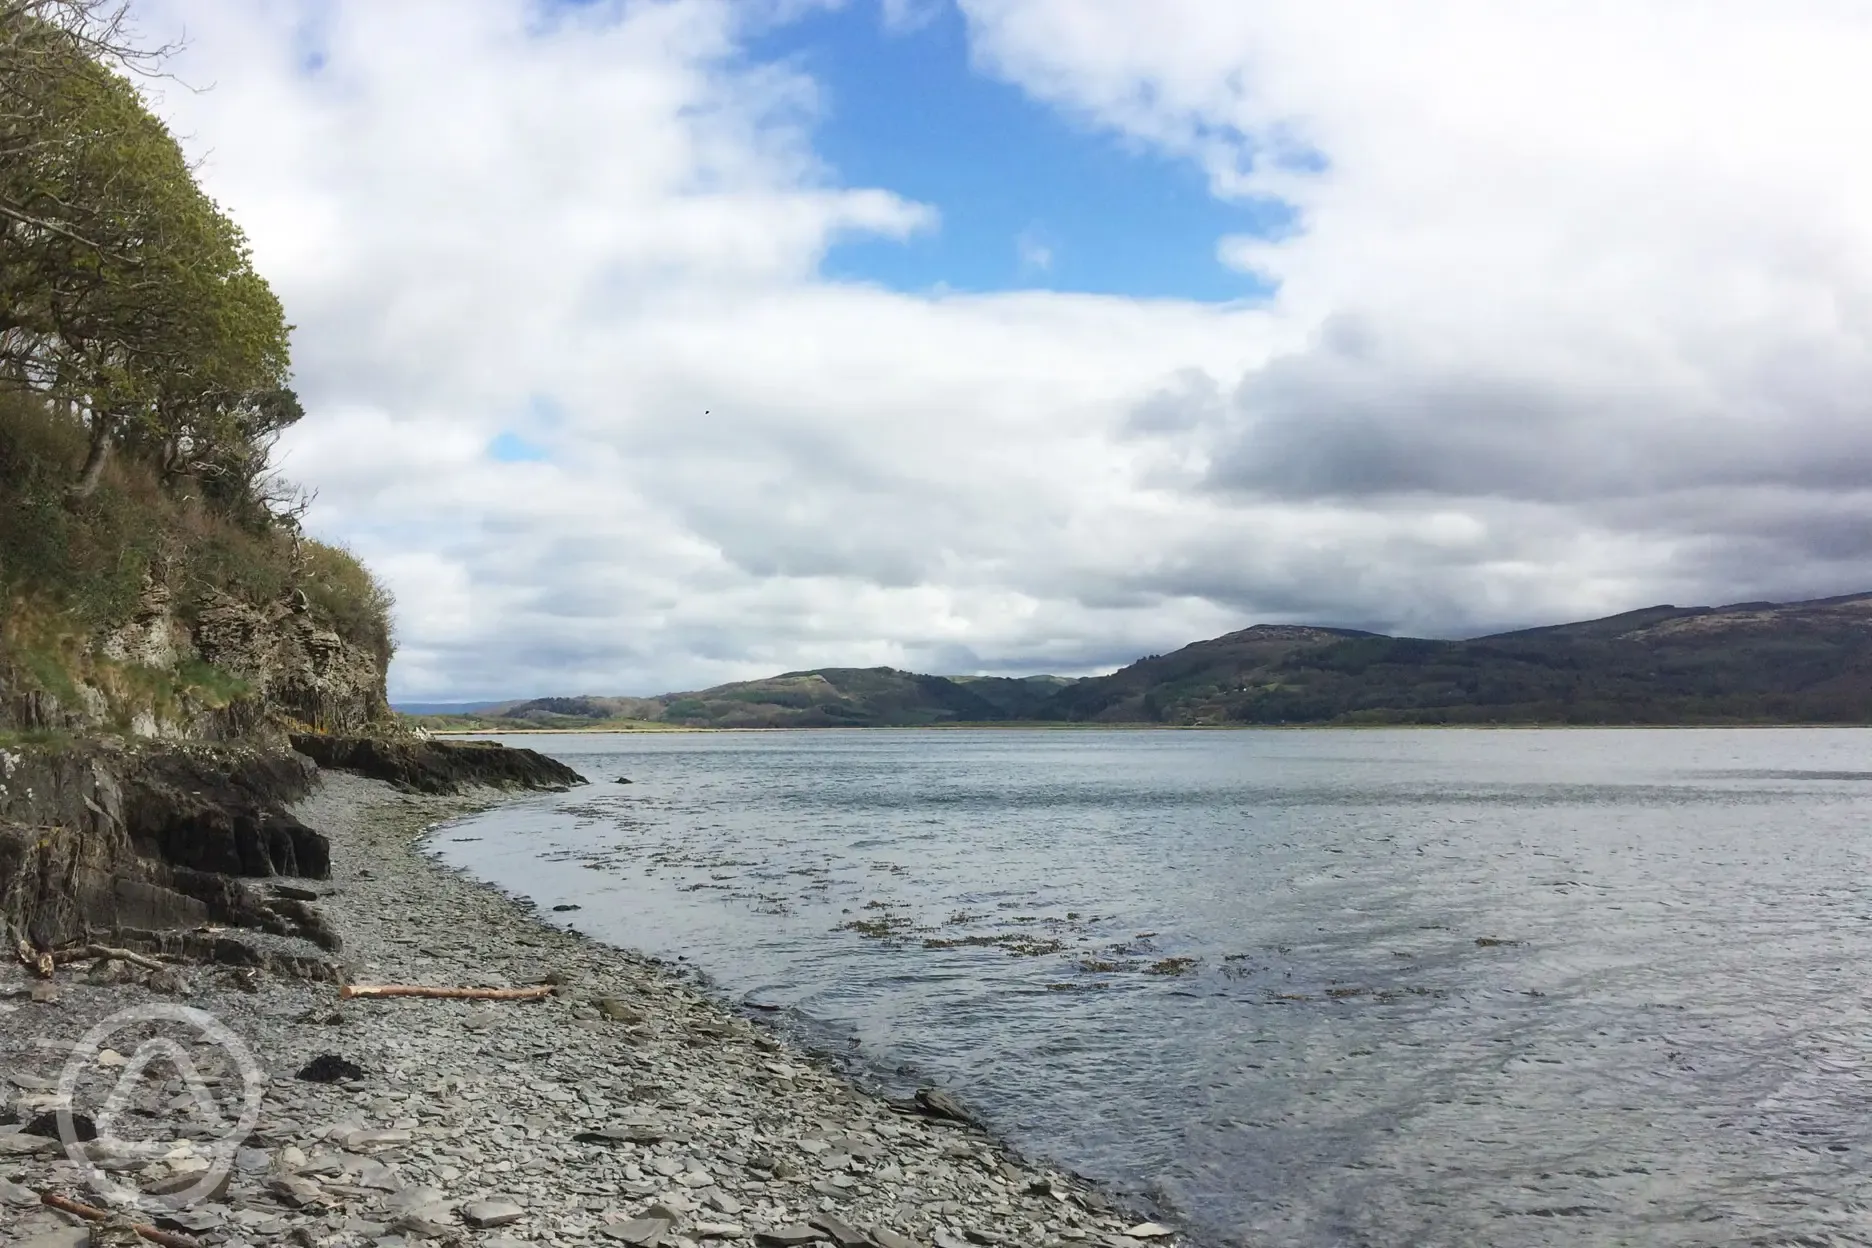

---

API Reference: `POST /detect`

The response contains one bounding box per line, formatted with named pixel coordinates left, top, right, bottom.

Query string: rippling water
left=430, top=728, right=1872, bottom=1246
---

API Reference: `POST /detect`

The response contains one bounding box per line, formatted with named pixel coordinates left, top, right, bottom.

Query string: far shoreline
left=423, top=720, right=1872, bottom=735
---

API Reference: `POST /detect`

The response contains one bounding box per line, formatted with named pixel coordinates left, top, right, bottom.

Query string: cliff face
left=0, top=734, right=585, bottom=963
left=190, top=587, right=391, bottom=735
left=0, top=572, right=390, bottom=741
left=0, top=740, right=331, bottom=953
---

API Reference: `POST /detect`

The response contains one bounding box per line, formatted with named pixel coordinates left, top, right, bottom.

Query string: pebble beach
left=0, top=773, right=1179, bottom=1248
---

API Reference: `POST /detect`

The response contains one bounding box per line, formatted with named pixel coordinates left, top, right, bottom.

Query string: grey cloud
left=1125, top=367, right=1225, bottom=436
left=1164, top=319, right=1872, bottom=508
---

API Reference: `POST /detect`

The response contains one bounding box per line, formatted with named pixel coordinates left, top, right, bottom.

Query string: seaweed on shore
left=836, top=903, right=921, bottom=941
left=922, top=933, right=1066, bottom=957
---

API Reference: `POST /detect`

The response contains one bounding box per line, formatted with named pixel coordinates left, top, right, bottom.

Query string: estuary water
left=430, top=728, right=1872, bottom=1246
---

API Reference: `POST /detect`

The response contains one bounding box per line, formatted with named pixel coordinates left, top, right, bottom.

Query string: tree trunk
left=68, top=410, right=115, bottom=501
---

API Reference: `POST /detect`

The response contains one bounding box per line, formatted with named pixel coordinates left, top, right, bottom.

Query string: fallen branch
left=339, top=983, right=554, bottom=1001
left=39, top=1190, right=204, bottom=1248
left=56, top=944, right=169, bottom=973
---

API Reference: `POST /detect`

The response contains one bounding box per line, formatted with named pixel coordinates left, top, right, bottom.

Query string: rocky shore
left=1, top=772, right=1179, bottom=1248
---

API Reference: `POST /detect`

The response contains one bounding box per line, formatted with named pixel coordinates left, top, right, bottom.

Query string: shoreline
left=420, top=722, right=1872, bottom=736
left=1, top=772, right=1179, bottom=1248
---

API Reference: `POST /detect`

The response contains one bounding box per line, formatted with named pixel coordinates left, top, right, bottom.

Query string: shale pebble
left=462, top=1199, right=526, bottom=1227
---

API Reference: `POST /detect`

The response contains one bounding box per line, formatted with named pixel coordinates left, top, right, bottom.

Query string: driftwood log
left=38, top=1191, right=205, bottom=1248
left=55, top=943, right=170, bottom=972
left=339, top=983, right=554, bottom=1001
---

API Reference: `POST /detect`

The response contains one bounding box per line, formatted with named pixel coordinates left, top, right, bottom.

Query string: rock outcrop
left=0, top=735, right=584, bottom=958
left=1, top=578, right=391, bottom=741
left=288, top=734, right=586, bottom=794
left=0, top=741, right=328, bottom=952
left=191, top=589, right=390, bottom=736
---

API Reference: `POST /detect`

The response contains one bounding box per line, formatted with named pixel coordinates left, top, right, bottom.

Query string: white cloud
left=877, top=0, right=944, bottom=35
left=126, top=0, right=1872, bottom=697
left=1015, top=224, right=1054, bottom=274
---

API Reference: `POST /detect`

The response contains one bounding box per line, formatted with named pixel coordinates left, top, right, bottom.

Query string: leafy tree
left=0, top=1, right=294, bottom=513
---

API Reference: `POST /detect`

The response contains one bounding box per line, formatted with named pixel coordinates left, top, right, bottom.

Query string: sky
left=128, top=0, right=1872, bottom=699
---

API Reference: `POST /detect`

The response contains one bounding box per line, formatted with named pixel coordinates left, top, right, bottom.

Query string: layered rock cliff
left=0, top=740, right=329, bottom=953
left=0, top=735, right=584, bottom=968
left=0, top=573, right=391, bottom=741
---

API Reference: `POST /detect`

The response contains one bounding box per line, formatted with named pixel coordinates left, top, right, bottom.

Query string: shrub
left=0, top=388, right=396, bottom=700
left=300, top=540, right=395, bottom=660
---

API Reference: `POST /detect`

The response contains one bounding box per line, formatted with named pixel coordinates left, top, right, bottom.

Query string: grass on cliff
left=0, top=389, right=394, bottom=710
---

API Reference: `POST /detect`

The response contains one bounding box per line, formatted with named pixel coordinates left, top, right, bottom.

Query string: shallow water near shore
left=430, top=727, right=1872, bottom=1246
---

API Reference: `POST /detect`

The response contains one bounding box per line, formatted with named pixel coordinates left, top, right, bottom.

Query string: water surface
left=431, top=728, right=1872, bottom=1246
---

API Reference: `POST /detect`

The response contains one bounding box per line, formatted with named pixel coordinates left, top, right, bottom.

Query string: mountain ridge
left=399, top=590, right=1872, bottom=730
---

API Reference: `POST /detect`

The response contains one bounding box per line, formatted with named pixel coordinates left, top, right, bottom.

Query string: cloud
left=877, top=0, right=944, bottom=35
left=1015, top=224, right=1054, bottom=274
left=959, top=0, right=1872, bottom=618
left=126, top=0, right=1872, bottom=697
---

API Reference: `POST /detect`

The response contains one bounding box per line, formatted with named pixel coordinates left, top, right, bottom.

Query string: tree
left=0, top=1, right=292, bottom=510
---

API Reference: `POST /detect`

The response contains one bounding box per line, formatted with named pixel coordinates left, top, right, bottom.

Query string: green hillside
left=947, top=674, right=1080, bottom=719
left=403, top=593, right=1872, bottom=732
left=412, top=668, right=1076, bottom=730
left=1040, top=594, right=1872, bottom=726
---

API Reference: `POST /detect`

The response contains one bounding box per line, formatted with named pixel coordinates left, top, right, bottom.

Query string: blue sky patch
left=489, top=431, right=551, bottom=463
left=743, top=2, right=1291, bottom=301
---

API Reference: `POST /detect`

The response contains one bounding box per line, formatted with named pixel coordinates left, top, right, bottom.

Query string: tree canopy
left=0, top=0, right=296, bottom=518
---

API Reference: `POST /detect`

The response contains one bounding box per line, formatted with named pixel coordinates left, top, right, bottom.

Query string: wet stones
left=912, top=1088, right=977, bottom=1125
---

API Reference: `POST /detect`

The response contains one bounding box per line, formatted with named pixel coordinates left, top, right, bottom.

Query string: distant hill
left=1040, top=593, right=1872, bottom=726
left=1036, top=625, right=1376, bottom=723
left=654, top=668, right=1002, bottom=728
left=392, top=700, right=510, bottom=716
left=401, top=592, right=1872, bottom=730
left=415, top=669, right=1086, bottom=730
left=947, top=674, right=1081, bottom=719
